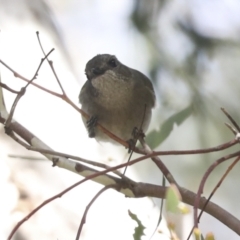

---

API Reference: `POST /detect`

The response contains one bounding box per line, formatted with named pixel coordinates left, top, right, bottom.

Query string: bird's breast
left=91, top=70, right=133, bottom=109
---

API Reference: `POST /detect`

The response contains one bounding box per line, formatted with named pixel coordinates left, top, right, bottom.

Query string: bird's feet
left=127, top=127, right=145, bottom=153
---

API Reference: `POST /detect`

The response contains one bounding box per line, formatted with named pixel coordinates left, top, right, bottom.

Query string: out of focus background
left=1, top=0, right=240, bottom=239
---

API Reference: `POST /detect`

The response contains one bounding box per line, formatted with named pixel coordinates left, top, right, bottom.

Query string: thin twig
left=153, top=139, right=238, bottom=156
left=8, top=144, right=240, bottom=240
left=75, top=184, right=118, bottom=240
left=7, top=129, right=123, bottom=177
left=4, top=87, right=26, bottom=127
left=1, top=36, right=240, bottom=240
left=4, top=49, right=54, bottom=128
left=123, top=104, right=147, bottom=175
left=7, top=154, right=161, bottom=240
left=139, top=136, right=178, bottom=186
left=0, top=82, right=20, bottom=94
left=224, top=122, right=238, bottom=135
left=200, top=156, right=240, bottom=217
left=187, top=156, right=240, bottom=240
left=7, top=177, right=117, bottom=240
left=193, top=151, right=240, bottom=229
left=0, top=57, right=129, bottom=147
left=0, top=59, right=63, bottom=97
left=221, top=107, right=240, bottom=132
left=36, top=31, right=66, bottom=95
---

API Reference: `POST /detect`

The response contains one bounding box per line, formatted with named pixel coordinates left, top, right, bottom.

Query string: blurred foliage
left=129, top=1, right=240, bottom=212
left=128, top=210, right=146, bottom=240
left=146, top=104, right=192, bottom=149
left=166, top=184, right=181, bottom=213
left=130, top=0, right=240, bottom=147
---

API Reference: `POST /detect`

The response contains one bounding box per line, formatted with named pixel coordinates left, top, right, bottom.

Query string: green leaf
left=165, top=184, right=181, bottom=213
left=146, top=105, right=193, bottom=149
left=128, top=210, right=146, bottom=240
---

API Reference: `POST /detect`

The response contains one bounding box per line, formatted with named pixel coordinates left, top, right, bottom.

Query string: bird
left=79, top=54, right=155, bottom=145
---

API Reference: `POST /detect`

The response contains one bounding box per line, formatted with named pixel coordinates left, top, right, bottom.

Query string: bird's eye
left=108, top=58, right=117, bottom=67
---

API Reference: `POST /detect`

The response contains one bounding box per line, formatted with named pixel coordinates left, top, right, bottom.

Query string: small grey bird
left=79, top=54, right=155, bottom=144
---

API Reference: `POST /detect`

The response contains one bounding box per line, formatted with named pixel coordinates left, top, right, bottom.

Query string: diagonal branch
left=193, top=151, right=240, bottom=229
left=75, top=184, right=118, bottom=240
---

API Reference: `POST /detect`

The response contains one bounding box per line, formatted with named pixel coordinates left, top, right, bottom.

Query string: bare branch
left=193, top=151, right=240, bottom=229
left=1, top=38, right=240, bottom=239
left=7, top=149, right=240, bottom=239
left=36, top=31, right=66, bottom=95
left=221, top=107, right=240, bottom=132
left=0, top=82, right=20, bottom=94
left=75, top=184, right=118, bottom=240
left=187, top=156, right=240, bottom=240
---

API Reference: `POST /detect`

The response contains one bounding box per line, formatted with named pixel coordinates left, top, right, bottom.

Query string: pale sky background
left=1, top=0, right=240, bottom=239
